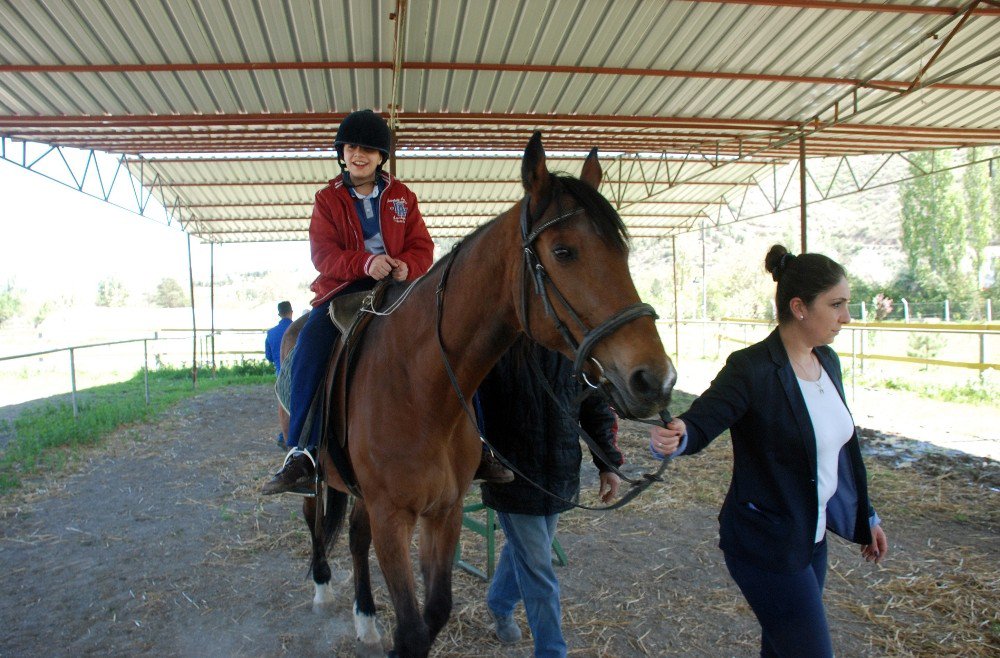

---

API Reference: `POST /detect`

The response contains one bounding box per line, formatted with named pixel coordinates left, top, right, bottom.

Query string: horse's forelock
left=551, top=174, right=629, bottom=252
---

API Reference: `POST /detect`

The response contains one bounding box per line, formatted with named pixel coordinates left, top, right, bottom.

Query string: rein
left=435, top=195, right=674, bottom=512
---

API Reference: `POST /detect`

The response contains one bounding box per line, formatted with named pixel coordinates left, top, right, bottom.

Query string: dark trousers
left=287, top=279, right=374, bottom=452
left=724, top=539, right=833, bottom=658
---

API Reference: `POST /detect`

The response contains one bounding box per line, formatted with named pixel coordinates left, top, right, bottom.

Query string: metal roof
left=2, top=0, right=999, bottom=242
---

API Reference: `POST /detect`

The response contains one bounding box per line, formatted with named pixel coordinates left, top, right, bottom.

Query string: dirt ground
left=1, top=384, right=997, bottom=657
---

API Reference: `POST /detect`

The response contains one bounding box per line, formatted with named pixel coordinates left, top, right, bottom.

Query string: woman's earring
left=799, top=316, right=804, bottom=320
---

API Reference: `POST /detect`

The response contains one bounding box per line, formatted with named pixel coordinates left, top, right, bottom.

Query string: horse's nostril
left=629, top=368, right=659, bottom=399
left=629, top=366, right=676, bottom=407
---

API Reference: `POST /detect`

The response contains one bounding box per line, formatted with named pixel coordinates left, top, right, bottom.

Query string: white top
left=797, top=366, right=855, bottom=543
left=352, top=183, right=386, bottom=255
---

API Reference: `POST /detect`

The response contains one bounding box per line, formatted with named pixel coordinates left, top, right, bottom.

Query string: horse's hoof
left=312, top=582, right=336, bottom=612
left=353, top=638, right=384, bottom=658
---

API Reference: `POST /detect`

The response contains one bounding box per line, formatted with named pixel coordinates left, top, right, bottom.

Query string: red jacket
left=308, top=172, right=434, bottom=306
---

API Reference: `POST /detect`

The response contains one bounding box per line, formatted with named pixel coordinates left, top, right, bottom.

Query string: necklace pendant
left=816, top=382, right=824, bottom=394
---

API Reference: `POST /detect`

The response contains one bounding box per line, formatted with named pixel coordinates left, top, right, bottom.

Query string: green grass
left=0, top=359, right=274, bottom=494
left=878, top=376, right=1000, bottom=405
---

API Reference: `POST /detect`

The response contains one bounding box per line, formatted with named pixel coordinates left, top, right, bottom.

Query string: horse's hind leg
left=419, top=505, right=463, bottom=644
left=303, top=488, right=348, bottom=611
left=349, top=499, right=382, bottom=654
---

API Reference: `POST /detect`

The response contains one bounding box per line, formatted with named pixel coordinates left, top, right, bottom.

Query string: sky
left=1, top=156, right=310, bottom=305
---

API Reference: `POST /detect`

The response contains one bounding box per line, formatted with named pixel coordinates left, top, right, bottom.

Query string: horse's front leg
left=368, top=502, right=428, bottom=658
left=419, top=503, right=463, bottom=644
left=349, top=498, right=383, bottom=656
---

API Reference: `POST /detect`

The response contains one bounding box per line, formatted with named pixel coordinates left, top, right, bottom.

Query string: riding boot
left=261, top=449, right=316, bottom=495
left=473, top=449, right=515, bottom=484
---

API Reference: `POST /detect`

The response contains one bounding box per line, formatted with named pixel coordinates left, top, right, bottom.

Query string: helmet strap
left=341, top=170, right=380, bottom=191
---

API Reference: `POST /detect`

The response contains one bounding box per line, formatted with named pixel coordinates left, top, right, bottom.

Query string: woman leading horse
left=279, top=132, right=676, bottom=657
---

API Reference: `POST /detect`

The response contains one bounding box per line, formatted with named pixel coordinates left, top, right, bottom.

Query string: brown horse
left=278, top=133, right=676, bottom=657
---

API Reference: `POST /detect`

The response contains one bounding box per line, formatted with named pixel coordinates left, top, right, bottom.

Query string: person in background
left=265, top=300, right=293, bottom=374
left=650, top=244, right=889, bottom=658
left=478, top=336, right=621, bottom=658
left=265, top=300, right=295, bottom=449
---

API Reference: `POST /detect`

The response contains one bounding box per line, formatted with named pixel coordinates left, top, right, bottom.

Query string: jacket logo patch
left=388, top=198, right=408, bottom=222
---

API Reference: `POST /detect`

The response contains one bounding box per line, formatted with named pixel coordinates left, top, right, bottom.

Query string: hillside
left=628, top=153, right=919, bottom=319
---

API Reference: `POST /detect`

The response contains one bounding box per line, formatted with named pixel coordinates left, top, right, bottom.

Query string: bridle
left=518, top=190, right=659, bottom=393
left=435, top=188, right=674, bottom=511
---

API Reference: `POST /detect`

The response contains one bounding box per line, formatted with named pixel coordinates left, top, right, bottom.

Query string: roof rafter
left=3, top=60, right=997, bottom=93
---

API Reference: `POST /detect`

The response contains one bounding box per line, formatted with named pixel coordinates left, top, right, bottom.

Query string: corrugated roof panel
left=4, top=0, right=999, bottom=242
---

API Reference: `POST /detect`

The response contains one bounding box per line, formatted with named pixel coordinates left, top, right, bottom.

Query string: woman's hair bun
left=764, top=244, right=794, bottom=282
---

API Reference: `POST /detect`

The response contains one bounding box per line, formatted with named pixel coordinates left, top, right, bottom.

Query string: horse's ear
left=581, top=147, right=602, bottom=189
left=521, top=131, right=550, bottom=200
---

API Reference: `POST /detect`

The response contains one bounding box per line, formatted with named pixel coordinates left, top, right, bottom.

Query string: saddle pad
left=274, top=344, right=296, bottom=415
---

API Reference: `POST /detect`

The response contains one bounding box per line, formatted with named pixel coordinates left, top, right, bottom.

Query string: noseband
left=519, top=193, right=658, bottom=391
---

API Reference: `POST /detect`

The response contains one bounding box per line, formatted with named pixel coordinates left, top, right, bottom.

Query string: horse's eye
left=552, top=246, right=575, bottom=262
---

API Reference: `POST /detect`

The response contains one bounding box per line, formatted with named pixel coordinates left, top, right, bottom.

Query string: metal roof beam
left=687, top=0, right=1000, bottom=15
left=5, top=61, right=998, bottom=94
left=0, top=135, right=183, bottom=229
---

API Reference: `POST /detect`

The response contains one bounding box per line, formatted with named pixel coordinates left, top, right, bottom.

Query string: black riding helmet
left=334, top=109, right=391, bottom=166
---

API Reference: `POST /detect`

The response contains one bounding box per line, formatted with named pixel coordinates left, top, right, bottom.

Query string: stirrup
left=281, top=449, right=317, bottom=497
left=279, top=447, right=316, bottom=473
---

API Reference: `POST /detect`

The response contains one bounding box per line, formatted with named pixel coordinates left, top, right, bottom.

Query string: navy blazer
left=679, top=329, right=876, bottom=573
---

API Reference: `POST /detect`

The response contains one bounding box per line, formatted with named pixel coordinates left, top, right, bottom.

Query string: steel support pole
left=672, top=236, right=680, bottom=367
left=210, top=242, right=216, bottom=375
left=69, top=347, right=78, bottom=419
left=799, top=134, right=808, bottom=254
left=701, top=220, right=707, bottom=358
left=143, top=339, right=150, bottom=405
left=187, top=234, right=198, bottom=389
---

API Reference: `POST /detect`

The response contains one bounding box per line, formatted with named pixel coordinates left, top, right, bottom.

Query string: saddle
left=273, top=286, right=384, bottom=418
left=318, top=280, right=409, bottom=498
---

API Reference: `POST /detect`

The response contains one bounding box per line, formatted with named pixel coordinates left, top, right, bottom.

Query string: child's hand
left=368, top=254, right=395, bottom=280
left=391, top=259, right=409, bottom=281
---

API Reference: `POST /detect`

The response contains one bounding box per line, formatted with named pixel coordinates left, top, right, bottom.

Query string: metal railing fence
left=0, top=329, right=270, bottom=415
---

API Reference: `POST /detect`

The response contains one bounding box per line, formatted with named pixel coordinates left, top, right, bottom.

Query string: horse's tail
left=307, top=488, right=349, bottom=584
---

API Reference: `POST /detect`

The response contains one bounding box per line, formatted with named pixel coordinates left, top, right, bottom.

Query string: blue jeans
left=286, top=299, right=337, bottom=452
left=287, top=279, right=374, bottom=452
left=488, top=512, right=566, bottom=658
left=724, top=539, right=832, bottom=658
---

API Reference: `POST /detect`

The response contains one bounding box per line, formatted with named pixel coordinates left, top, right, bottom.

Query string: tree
left=992, top=146, right=1000, bottom=240
left=96, top=277, right=129, bottom=307
left=872, top=293, right=893, bottom=321
left=0, top=282, right=22, bottom=327
left=899, top=151, right=966, bottom=296
left=963, top=149, right=991, bottom=284
left=150, top=277, right=189, bottom=308
left=33, top=301, right=53, bottom=328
